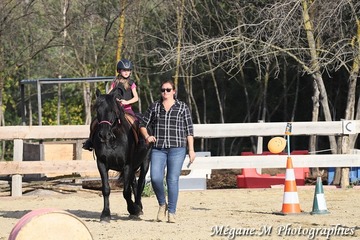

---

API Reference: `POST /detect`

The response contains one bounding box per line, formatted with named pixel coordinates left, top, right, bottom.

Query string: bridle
left=97, top=94, right=123, bottom=127
left=97, top=119, right=117, bottom=140
left=99, top=120, right=113, bottom=126
left=98, top=117, right=121, bottom=126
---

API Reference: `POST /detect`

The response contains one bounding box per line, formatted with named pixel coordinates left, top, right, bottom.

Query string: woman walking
left=139, top=80, right=196, bottom=223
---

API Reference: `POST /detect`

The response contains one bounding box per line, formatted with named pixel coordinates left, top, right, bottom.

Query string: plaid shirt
left=140, top=99, right=194, bottom=148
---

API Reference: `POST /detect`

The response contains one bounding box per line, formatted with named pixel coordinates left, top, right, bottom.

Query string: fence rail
left=1, top=120, right=360, bottom=196
left=1, top=154, right=360, bottom=176
left=0, top=120, right=358, bottom=140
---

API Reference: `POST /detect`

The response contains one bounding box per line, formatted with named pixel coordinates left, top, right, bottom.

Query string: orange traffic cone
left=279, top=156, right=302, bottom=214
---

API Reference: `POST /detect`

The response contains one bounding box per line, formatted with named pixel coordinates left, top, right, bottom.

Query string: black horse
left=91, top=87, right=151, bottom=222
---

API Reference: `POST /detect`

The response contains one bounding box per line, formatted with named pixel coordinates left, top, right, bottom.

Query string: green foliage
left=142, top=180, right=167, bottom=198
left=141, top=181, right=155, bottom=197
left=40, top=82, right=109, bottom=125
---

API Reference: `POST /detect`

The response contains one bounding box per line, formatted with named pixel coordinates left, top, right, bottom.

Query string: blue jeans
left=150, top=147, right=186, bottom=214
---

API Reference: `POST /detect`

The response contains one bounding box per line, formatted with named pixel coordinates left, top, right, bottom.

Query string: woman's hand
left=188, top=150, right=196, bottom=163
left=146, top=135, right=156, bottom=143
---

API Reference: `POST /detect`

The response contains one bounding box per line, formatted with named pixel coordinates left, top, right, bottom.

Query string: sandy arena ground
left=0, top=187, right=359, bottom=240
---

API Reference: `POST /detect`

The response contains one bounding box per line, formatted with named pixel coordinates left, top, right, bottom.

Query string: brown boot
left=82, top=139, right=93, bottom=151
left=83, top=118, right=98, bottom=151
left=156, top=204, right=167, bottom=222
left=168, top=213, right=176, bottom=223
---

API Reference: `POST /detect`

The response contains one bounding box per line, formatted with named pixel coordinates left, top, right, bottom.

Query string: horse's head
left=94, top=88, right=127, bottom=142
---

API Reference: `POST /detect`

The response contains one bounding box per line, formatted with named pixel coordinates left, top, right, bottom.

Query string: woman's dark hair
left=160, top=80, right=175, bottom=90
left=159, top=80, right=176, bottom=101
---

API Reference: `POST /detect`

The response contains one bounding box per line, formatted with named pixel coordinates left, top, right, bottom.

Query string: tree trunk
left=200, top=79, right=207, bottom=150
left=261, top=64, right=269, bottom=121
left=289, top=67, right=300, bottom=122
left=302, top=1, right=336, bottom=147
left=174, top=0, right=185, bottom=89
left=57, top=0, right=69, bottom=125
left=302, top=1, right=337, bottom=144
left=0, top=73, right=3, bottom=161
left=340, top=17, right=360, bottom=187
left=309, top=79, right=320, bottom=177
left=185, top=66, right=201, bottom=125
left=57, top=84, right=61, bottom=125
left=302, top=0, right=342, bottom=184
left=206, top=55, right=225, bottom=155
left=116, top=0, right=126, bottom=66
left=28, top=85, right=33, bottom=126
left=83, top=83, right=92, bottom=125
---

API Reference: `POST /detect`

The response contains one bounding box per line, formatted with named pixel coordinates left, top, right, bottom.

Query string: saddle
left=124, top=113, right=141, bottom=145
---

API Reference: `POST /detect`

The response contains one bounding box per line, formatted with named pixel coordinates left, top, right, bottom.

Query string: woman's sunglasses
left=161, top=88, right=173, bottom=93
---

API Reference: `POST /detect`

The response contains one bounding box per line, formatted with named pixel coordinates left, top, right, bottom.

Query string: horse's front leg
left=123, top=165, right=142, bottom=217
left=97, top=161, right=111, bottom=222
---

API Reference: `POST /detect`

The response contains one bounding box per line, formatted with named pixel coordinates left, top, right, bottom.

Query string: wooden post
left=12, top=139, right=23, bottom=197
left=75, top=140, right=83, bottom=160
left=37, top=80, right=42, bottom=126
left=256, top=120, right=264, bottom=174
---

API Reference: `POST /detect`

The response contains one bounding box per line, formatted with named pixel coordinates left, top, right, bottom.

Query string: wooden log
left=82, top=179, right=122, bottom=191
left=8, top=209, right=93, bottom=240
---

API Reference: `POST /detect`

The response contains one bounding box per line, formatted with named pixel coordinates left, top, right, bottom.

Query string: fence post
left=12, top=139, right=23, bottom=197
left=256, top=120, right=264, bottom=174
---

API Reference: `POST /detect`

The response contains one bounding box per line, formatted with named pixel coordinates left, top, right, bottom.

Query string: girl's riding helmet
left=117, top=59, right=133, bottom=72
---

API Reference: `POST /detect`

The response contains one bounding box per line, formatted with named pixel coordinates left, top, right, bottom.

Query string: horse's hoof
left=100, top=213, right=111, bottom=223
left=129, top=214, right=141, bottom=220
left=128, top=205, right=143, bottom=216
left=100, top=215, right=111, bottom=223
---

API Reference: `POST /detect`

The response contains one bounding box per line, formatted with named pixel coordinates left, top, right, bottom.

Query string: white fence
left=1, top=120, right=360, bottom=196
left=0, top=120, right=358, bottom=140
